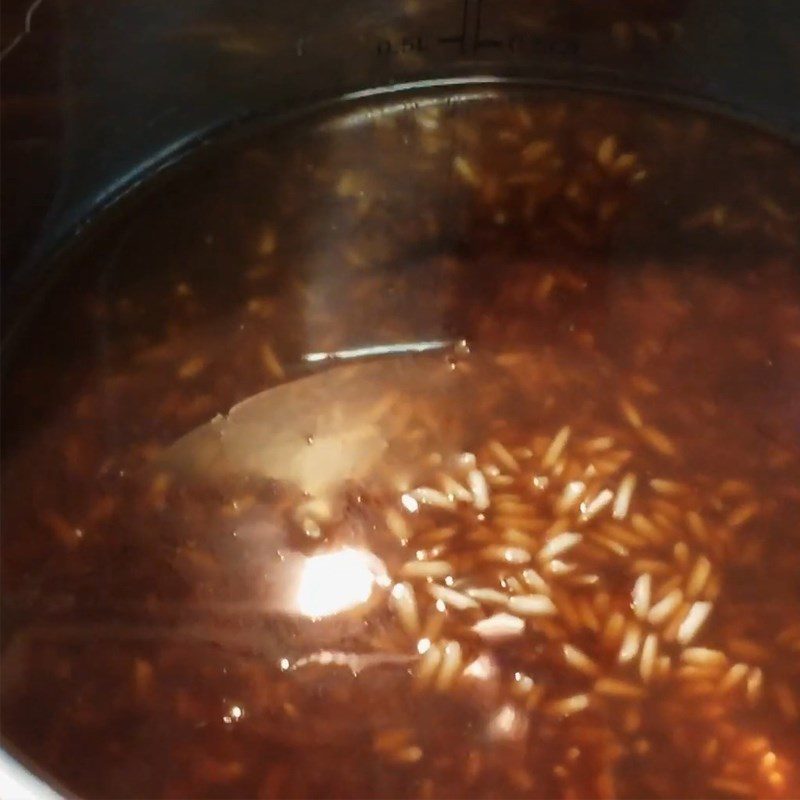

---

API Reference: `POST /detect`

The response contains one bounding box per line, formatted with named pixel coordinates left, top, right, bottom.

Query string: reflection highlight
left=294, top=548, right=388, bottom=618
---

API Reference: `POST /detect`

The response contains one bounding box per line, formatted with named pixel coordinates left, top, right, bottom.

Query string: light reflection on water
left=293, top=547, right=390, bottom=619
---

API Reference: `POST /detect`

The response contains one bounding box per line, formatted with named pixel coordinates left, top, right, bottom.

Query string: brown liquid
left=2, top=90, right=800, bottom=799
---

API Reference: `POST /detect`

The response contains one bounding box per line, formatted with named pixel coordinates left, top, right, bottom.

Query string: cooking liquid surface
left=2, top=91, right=800, bottom=799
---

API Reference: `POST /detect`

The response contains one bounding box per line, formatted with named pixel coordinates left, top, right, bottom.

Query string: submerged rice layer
left=274, top=334, right=797, bottom=800
left=375, top=428, right=795, bottom=797
left=2, top=94, right=799, bottom=800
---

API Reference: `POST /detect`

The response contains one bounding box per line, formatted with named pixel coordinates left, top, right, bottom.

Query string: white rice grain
left=453, top=155, right=480, bottom=186
left=592, top=533, right=629, bottom=557
left=466, top=587, right=510, bottom=606
left=719, top=663, right=749, bottom=693
left=619, top=397, right=643, bottom=429
left=727, top=501, right=760, bottom=528
left=639, top=425, right=677, bottom=457
left=639, top=633, right=659, bottom=682
left=630, top=514, right=664, bottom=544
left=681, top=647, right=727, bottom=666
left=531, top=475, right=550, bottom=492
left=410, top=487, right=455, bottom=510
left=673, top=541, right=690, bottom=567
left=521, top=568, right=550, bottom=594
left=546, top=559, right=577, bottom=576
left=472, top=613, right=525, bottom=641
left=539, top=532, right=582, bottom=562
left=488, top=440, right=520, bottom=473
left=415, top=643, right=442, bottom=687
left=595, top=677, right=645, bottom=699
left=585, top=436, right=615, bottom=452
left=649, top=478, right=685, bottom=495
left=580, top=489, right=614, bottom=522
left=685, top=510, right=708, bottom=541
left=400, top=560, right=453, bottom=580
left=467, top=469, right=490, bottom=511
left=439, top=473, right=474, bottom=504
left=522, top=139, right=554, bottom=162
left=602, top=611, right=626, bottom=650
left=542, top=426, right=571, bottom=470
left=612, top=473, right=637, bottom=520
left=676, top=601, right=713, bottom=645
left=507, top=594, right=557, bottom=617
left=390, top=582, right=420, bottom=636
left=600, top=524, right=642, bottom=551
left=386, top=508, right=412, bottom=544
left=401, top=494, right=420, bottom=514
left=647, top=588, right=684, bottom=626
left=556, top=480, right=587, bottom=513
left=562, top=644, right=599, bottom=676
left=435, top=640, right=463, bottom=691
left=420, top=525, right=458, bottom=545
left=390, top=746, right=423, bottom=764
left=597, top=135, right=617, bottom=167
left=746, top=667, right=763, bottom=705
left=631, top=574, right=652, bottom=620
left=619, top=622, right=642, bottom=664
left=546, top=693, right=590, bottom=717
left=686, top=555, right=712, bottom=598
left=503, top=529, right=537, bottom=549
left=428, top=584, right=479, bottom=611
left=662, top=601, right=691, bottom=643
left=456, top=451, right=477, bottom=471
left=462, top=653, right=499, bottom=683
left=481, top=545, right=531, bottom=565
left=486, top=703, right=528, bottom=742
